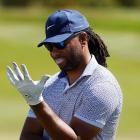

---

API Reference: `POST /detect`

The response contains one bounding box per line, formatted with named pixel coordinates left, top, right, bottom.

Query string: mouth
left=54, top=58, right=65, bottom=65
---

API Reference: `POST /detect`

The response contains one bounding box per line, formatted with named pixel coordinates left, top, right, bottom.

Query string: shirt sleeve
left=27, top=108, right=37, bottom=118
left=74, top=82, right=119, bottom=128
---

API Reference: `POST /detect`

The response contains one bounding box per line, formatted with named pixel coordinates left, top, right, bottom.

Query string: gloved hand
left=6, top=62, right=50, bottom=105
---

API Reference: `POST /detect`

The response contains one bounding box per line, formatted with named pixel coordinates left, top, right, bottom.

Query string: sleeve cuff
left=74, top=113, right=105, bottom=129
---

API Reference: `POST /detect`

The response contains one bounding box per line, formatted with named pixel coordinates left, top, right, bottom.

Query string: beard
left=59, top=45, right=84, bottom=72
left=60, top=56, right=82, bottom=72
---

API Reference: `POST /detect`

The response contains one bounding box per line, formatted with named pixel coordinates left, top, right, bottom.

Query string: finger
left=38, top=75, right=50, bottom=86
left=6, top=66, right=19, bottom=85
left=12, top=62, right=24, bottom=80
left=21, top=64, right=32, bottom=80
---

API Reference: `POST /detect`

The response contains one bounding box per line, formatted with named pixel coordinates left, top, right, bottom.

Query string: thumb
left=38, top=75, right=50, bottom=86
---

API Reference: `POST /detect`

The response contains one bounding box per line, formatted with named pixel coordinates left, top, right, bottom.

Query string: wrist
left=24, top=94, right=44, bottom=106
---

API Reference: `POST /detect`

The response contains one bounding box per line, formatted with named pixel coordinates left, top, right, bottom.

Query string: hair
left=84, top=27, right=110, bottom=67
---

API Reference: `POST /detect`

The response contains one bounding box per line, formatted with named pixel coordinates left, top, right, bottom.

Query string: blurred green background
left=0, top=0, right=140, bottom=140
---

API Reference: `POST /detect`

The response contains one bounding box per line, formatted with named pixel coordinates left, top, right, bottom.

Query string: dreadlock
left=84, top=27, right=110, bottom=67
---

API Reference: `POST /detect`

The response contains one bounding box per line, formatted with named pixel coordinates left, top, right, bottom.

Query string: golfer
left=7, top=9, right=123, bottom=140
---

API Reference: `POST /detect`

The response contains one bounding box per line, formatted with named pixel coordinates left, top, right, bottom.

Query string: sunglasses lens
left=44, top=44, right=53, bottom=52
left=44, top=42, right=65, bottom=52
left=56, top=42, right=65, bottom=49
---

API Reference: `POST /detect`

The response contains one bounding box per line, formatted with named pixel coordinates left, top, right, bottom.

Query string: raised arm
left=6, top=62, right=101, bottom=140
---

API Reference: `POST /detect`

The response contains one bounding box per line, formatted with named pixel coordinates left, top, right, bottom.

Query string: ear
left=79, top=32, right=88, bottom=47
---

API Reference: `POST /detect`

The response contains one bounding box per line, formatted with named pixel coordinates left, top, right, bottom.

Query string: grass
left=0, top=6, right=140, bottom=140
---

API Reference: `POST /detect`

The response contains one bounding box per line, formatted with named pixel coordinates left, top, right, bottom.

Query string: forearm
left=31, top=101, right=78, bottom=140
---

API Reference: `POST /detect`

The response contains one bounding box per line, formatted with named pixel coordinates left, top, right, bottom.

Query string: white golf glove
left=6, top=62, right=50, bottom=105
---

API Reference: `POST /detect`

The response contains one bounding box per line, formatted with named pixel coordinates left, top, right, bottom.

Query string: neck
left=66, top=54, right=91, bottom=85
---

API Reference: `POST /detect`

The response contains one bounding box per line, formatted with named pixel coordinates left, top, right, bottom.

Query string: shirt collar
left=81, top=55, right=98, bottom=77
left=58, top=71, right=66, bottom=78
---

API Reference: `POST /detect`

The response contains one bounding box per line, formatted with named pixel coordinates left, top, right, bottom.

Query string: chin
left=59, top=65, right=72, bottom=72
left=58, top=61, right=80, bottom=72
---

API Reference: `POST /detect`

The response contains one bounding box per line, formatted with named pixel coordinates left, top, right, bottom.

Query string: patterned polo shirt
left=28, top=55, right=123, bottom=140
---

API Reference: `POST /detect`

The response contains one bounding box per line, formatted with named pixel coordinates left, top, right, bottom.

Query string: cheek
left=72, top=39, right=82, bottom=53
left=67, top=38, right=81, bottom=51
left=72, top=38, right=80, bottom=46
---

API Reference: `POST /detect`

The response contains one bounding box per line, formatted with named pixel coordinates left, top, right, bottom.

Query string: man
left=7, top=10, right=123, bottom=140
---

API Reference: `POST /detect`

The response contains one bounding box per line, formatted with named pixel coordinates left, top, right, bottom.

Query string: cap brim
left=37, top=33, right=72, bottom=47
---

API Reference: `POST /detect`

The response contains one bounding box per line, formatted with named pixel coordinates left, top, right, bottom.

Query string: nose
left=52, top=46, right=59, bottom=51
left=50, top=47, right=61, bottom=58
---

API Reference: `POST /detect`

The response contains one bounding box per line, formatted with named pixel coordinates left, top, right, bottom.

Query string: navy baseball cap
left=38, top=9, right=89, bottom=47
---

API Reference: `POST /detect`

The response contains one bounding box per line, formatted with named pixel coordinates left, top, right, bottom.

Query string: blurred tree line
left=0, top=0, right=140, bottom=7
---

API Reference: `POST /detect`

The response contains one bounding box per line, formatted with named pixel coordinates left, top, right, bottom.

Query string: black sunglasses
left=44, top=42, right=65, bottom=52
left=44, top=32, right=81, bottom=52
